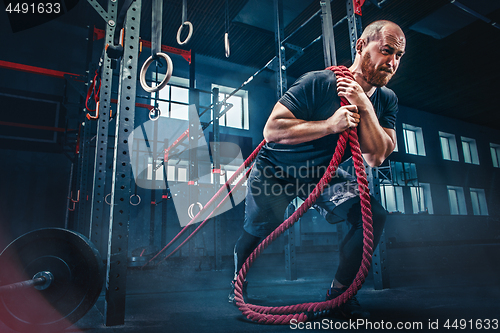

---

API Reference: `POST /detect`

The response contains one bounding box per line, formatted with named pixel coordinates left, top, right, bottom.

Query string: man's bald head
left=360, top=20, right=405, bottom=45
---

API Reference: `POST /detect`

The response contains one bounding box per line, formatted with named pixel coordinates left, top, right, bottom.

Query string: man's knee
left=235, top=230, right=262, bottom=255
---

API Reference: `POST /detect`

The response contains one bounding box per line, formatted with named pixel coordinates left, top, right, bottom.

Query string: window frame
left=410, top=183, right=433, bottom=214
left=460, top=136, right=480, bottom=165
left=211, top=83, right=249, bottom=130
left=447, top=186, right=467, bottom=215
left=439, top=131, right=459, bottom=161
left=380, top=183, right=405, bottom=213
left=490, top=143, right=500, bottom=168
left=402, top=123, right=426, bottom=156
left=150, top=74, right=190, bottom=120
left=469, top=188, right=488, bottom=216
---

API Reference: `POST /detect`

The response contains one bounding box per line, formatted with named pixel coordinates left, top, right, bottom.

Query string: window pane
left=177, top=167, right=187, bottom=182
left=158, top=85, right=170, bottom=101
left=440, top=137, right=451, bottom=160
left=383, top=185, right=397, bottom=212
left=218, top=92, right=227, bottom=126
left=470, top=191, right=480, bottom=215
left=225, top=95, right=243, bottom=128
left=380, top=185, right=387, bottom=208
left=155, top=163, right=164, bottom=181
left=170, top=104, right=188, bottom=120
left=410, top=186, right=425, bottom=213
left=462, top=141, right=472, bottom=163
left=491, top=147, right=499, bottom=168
left=405, top=129, right=418, bottom=155
left=410, top=187, right=417, bottom=213
left=171, top=86, right=189, bottom=103
left=395, top=186, right=405, bottom=213
left=167, top=165, right=176, bottom=181
left=147, top=163, right=153, bottom=180
left=151, top=84, right=170, bottom=117
left=448, top=189, right=459, bottom=215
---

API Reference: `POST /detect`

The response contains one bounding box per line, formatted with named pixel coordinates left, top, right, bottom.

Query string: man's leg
left=313, top=182, right=387, bottom=319
left=333, top=198, right=386, bottom=287
left=229, top=164, right=294, bottom=303
left=233, top=230, right=263, bottom=281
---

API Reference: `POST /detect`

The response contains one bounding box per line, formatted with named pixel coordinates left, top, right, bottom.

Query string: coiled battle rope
left=234, top=65, right=374, bottom=324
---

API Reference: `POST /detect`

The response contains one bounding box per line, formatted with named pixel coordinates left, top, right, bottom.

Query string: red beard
left=361, top=52, right=393, bottom=87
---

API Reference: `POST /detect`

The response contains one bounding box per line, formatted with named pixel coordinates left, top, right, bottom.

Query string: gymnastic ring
left=224, top=32, right=230, bottom=58
left=149, top=107, right=161, bottom=121
left=176, top=21, right=193, bottom=45
left=188, top=202, right=203, bottom=219
left=105, top=193, right=112, bottom=205
left=139, top=52, right=173, bottom=93
left=130, top=194, right=141, bottom=206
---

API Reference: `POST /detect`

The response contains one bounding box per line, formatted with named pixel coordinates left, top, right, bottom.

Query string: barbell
left=0, top=228, right=104, bottom=333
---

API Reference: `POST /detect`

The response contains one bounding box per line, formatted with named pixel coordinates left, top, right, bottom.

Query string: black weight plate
left=0, top=228, right=104, bottom=333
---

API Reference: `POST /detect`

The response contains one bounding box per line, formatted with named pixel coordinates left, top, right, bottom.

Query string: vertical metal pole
left=346, top=0, right=363, bottom=63
left=78, top=23, right=95, bottom=234
left=161, top=138, right=169, bottom=248
left=284, top=203, right=297, bottom=280
left=369, top=167, right=390, bottom=289
left=77, top=118, right=92, bottom=236
left=89, top=0, right=118, bottom=257
left=320, top=0, right=337, bottom=67
left=149, top=116, right=159, bottom=246
left=274, top=0, right=287, bottom=99
left=188, top=58, right=200, bottom=258
left=64, top=162, right=75, bottom=229
left=346, top=0, right=389, bottom=289
left=104, top=0, right=141, bottom=325
left=212, top=88, right=222, bottom=270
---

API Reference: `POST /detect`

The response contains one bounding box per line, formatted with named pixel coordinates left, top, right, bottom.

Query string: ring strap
left=182, top=0, right=187, bottom=24
left=151, top=0, right=163, bottom=57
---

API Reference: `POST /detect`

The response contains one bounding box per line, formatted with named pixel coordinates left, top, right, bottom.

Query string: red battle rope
left=142, top=139, right=266, bottom=267
left=142, top=66, right=374, bottom=325
left=233, top=65, right=374, bottom=324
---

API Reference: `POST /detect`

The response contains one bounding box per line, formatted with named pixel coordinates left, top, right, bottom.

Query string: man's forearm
left=264, top=118, right=331, bottom=145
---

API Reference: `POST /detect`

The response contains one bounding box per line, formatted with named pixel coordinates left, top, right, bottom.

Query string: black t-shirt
left=258, top=69, right=398, bottom=183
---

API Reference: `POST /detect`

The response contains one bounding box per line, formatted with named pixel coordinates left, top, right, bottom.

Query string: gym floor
left=3, top=241, right=496, bottom=333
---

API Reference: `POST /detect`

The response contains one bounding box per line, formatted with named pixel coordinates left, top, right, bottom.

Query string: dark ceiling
left=132, top=0, right=500, bottom=130
left=10, top=0, right=500, bottom=131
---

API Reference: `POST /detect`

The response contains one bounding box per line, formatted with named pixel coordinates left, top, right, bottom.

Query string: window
left=212, top=84, right=249, bottom=130
left=410, top=183, right=434, bottom=214
left=150, top=75, right=190, bottom=120
left=439, top=132, right=459, bottom=161
left=490, top=143, right=500, bottom=168
left=402, top=123, right=426, bottom=156
left=470, top=188, right=488, bottom=216
left=461, top=137, right=479, bottom=165
left=146, top=157, right=164, bottom=181
left=150, top=158, right=188, bottom=182
left=380, top=184, right=405, bottom=213
left=177, top=167, right=187, bottom=182
left=447, top=186, right=467, bottom=215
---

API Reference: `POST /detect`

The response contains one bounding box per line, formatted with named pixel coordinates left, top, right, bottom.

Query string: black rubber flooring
left=1, top=242, right=499, bottom=333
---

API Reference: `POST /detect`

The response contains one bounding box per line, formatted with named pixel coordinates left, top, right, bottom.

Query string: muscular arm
left=337, top=77, right=396, bottom=167
left=357, top=108, right=396, bottom=167
left=263, top=102, right=360, bottom=145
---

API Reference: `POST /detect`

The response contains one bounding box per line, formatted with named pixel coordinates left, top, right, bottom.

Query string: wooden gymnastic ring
left=139, top=52, right=173, bottom=93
